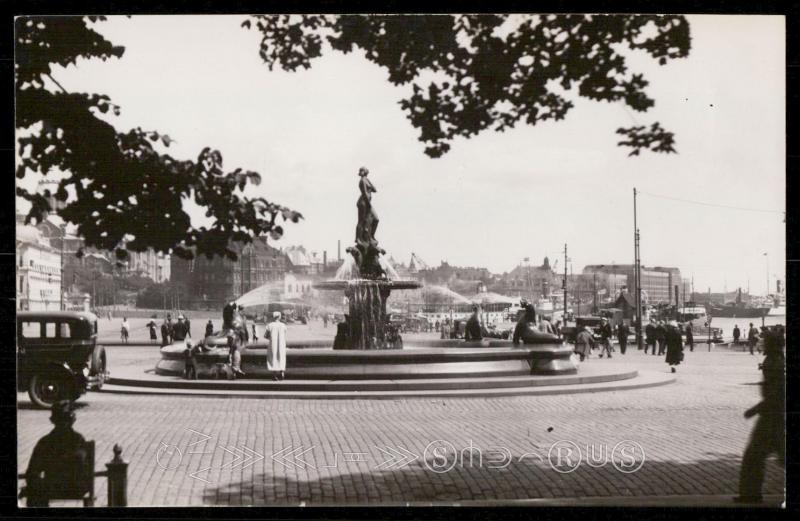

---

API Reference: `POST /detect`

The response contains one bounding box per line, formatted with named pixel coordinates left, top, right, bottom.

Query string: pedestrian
left=617, top=321, right=630, bottom=355
left=184, top=316, right=191, bottom=339
left=735, top=328, right=785, bottom=503
left=205, top=319, right=214, bottom=338
left=251, top=321, right=258, bottom=341
left=440, top=319, right=450, bottom=340
left=172, top=315, right=188, bottom=341
left=685, top=322, right=694, bottom=352
left=655, top=320, right=667, bottom=356
left=574, top=325, right=595, bottom=362
left=323, top=313, right=328, bottom=328
left=554, top=320, right=562, bottom=338
left=747, top=323, right=759, bottom=355
left=464, top=305, right=483, bottom=341
left=146, top=320, right=158, bottom=344
left=665, top=320, right=684, bottom=373
left=266, top=311, right=287, bottom=381
left=598, top=318, right=613, bottom=358
left=733, top=324, right=741, bottom=346
left=645, top=320, right=656, bottom=355
left=238, top=305, right=249, bottom=345
left=160, top=314, right=173, bottom=346
left=120, top=317, right=130, bottom=344
left=22, top=401, right=89, bottom=507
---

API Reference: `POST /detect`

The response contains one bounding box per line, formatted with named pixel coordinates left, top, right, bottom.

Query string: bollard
left=106, top=444, right=128, bottom=507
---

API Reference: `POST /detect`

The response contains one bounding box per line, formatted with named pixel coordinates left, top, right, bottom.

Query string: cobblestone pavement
left=17, top=347, right=783, bottom=506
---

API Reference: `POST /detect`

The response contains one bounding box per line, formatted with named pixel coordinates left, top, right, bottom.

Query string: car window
left=45, top=322, right=56, bottom=338
left=21, top=321, right=42, bottom=338
left=59, top=322, right=72, bottom=338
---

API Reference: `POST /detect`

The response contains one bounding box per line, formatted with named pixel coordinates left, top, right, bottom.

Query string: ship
left=706, top=288, right=770, bottom=319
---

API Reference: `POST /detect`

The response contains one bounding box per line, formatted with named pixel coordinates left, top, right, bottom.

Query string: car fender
left=25, top=362, right=80, bottom=391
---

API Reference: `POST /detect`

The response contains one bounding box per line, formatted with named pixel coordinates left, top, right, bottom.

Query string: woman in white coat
left=266, top=311, right=287, bottom=381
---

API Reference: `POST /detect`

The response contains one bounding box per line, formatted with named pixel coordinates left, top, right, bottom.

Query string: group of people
left=217, top=302, right=288, bottom=381
left=144, top=314, right=192, bottom=346
left=732, top=323, right=762, bottom=355
left=644, top=319, right=693, bottom=355
left=573, top=318, right=685, bottom=372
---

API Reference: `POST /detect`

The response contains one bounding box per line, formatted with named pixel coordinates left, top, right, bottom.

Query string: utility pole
left=563, top=243, right=568, bottom=321
left=592, top=272, right=597, bottom=313
left=634, top=188, right=643, bottom=350
left=60, top=224, right=66, bottom=310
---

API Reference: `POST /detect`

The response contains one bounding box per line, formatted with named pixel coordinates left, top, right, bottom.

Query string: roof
left=16, top=223, right=56, bottom=251
left=615, top=292, right=636, bottom=308
left=18, top=310, right=98, bottom=322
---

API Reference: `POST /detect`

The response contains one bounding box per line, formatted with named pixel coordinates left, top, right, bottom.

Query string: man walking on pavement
left=747, top=323, right=759, bottom=355
left=655, top=320, right=667, bottom=356
left=617, top=321, right=630, bottom=355
left=685, top=322, right=694, bottom=352
left=598, top=318, right=613, bottom=358
left=735, top=327, right=785, bottom=503
left=645, top=320, right=656, bottom=355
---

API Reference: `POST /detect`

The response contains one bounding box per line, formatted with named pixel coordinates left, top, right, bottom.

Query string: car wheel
left=28, top=373, right=76, bottom=409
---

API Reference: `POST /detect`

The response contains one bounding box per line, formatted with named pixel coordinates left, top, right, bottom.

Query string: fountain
left=149, top=166, right=612, bottom=392
left=314, top=167, right=420, bottom=349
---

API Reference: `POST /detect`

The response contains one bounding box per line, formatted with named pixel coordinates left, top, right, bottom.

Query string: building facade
left=126, top=249, right=171, bottom=282
left=171, top=237, right=291, bottom=309
left=582, top=264, right=683, bottom=305
left=489, top=257, right=559, bottom=299
left=16, top=220, right=62, bottom=311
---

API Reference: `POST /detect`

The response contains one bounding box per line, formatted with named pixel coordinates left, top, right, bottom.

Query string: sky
left=18, top=14, right=786, bottom=295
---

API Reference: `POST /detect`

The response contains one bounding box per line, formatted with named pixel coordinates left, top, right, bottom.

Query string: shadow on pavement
left=200, top=451, right=784, bottom=506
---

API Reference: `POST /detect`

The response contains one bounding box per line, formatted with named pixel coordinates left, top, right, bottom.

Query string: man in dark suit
left=617, top=322, right=630, bottom=355
left=464, top=306, right=483, bottom=341
left=736, top=327, right=785, bottom=503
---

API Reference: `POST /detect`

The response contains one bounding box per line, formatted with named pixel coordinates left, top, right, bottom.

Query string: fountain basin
left=313, top=279, right=422, bottom=291
left=155, top=340, right=578, bottom=379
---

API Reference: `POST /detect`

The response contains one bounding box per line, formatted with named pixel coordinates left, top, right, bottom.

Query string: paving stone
left=16, top=349, right=783, bottom=506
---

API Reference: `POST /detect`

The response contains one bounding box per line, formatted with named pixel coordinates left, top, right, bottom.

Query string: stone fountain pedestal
left=314, top=279, right=421, bottom=350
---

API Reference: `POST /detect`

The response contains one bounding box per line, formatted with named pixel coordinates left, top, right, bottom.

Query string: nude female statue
left=356, top=167, right=379, bottom=243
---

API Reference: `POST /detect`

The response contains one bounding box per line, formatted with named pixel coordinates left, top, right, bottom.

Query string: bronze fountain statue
left=314, top=167, right=420, bottom=349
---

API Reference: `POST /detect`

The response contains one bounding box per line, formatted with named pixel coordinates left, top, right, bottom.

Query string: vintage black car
left=17, top=311, right=108, bottom=408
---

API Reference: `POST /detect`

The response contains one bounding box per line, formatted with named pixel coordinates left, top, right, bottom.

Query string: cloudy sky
left=20, top=14, right=785, bottom=294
